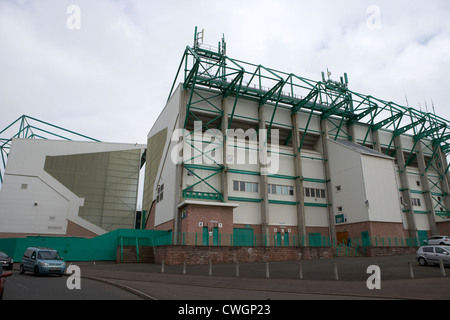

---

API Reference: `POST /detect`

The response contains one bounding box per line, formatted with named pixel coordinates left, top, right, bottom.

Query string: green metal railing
left=0, top=229, right=421, bottom=263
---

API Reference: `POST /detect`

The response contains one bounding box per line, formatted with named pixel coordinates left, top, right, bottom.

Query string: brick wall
left=153, top=245, right=333, bottom=265
left=364, top=246, right=418, bottom=257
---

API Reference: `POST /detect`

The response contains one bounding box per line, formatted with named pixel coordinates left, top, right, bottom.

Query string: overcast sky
left=1, top=0, right=449, bottom=145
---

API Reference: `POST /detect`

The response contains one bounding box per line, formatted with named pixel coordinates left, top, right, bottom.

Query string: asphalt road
left=2, top=270, right=143, bottom=300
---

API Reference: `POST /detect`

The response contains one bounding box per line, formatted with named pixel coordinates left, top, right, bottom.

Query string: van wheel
left=33, top=266, right=40, bottom=276
left=19, top=265, right=25, bottom=274
left=418, top=257, right=427, bottom=266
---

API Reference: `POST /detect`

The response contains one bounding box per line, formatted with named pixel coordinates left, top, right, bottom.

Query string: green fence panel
left=0, top=229, right=171, bottom=262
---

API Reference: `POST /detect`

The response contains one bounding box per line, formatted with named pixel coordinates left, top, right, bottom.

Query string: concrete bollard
left=408, top=261, right=414, bottom=279
left=161, top=260, right=165, bottom=274
left=298, top=263, right=303, bottom=280
left=235, top=261, right=240, bottom=278
left=334, top=263, right=339, bottom=281
left=265, top=262, right=270, bottom=279
left=439, top=260, right=446, bottom=277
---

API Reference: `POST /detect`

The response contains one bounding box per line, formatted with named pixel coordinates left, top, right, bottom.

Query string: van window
left=31, top=251, right=36, bottom=260
left=23, top=249, right=31, bottom=258
left=38, top=251, right=61, bottom=260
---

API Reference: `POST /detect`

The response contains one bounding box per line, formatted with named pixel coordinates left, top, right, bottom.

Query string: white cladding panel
left=361, top=154, right=403, bottom=223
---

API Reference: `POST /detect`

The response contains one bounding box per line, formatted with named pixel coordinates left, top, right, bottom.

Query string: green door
left=284, top=232, right=290, bottom=247
left=213, top=227, right=219, bottom=246
left=309, top=233, right=322, bottom=247
left=202, top=227, right=209, bottom=246
left=276, top=232, right=282, bottom=246
left=233, top=228, right=254, bottom=246
left=418, top=230, right=428, bottom=246
left=361, top=231, right=371, bottom=247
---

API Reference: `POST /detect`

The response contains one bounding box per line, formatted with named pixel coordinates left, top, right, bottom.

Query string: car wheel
left=418, top=257, right=428, bottom=266
left=33, top=266, right=40, bottom=277
left=19, top=265, right=25, bottom=274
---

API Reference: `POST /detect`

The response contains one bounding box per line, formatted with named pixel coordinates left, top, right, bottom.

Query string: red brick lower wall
left=154, top=245, right=333, bottom=265
left=438, top=221, right=450, bottom=235
left=363, top=246, right=418, bottom=257
left=336, top=221, right=408, bottom=239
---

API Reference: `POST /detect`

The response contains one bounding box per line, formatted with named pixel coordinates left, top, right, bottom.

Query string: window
left=233, top=181, right=259, bottom=193
left=157, top=184, right=164, bottom=203
left=21, top=184, right=28, bottom=190
left=304, top=187, right=326, bottom=199
left=268, top=184, right=294, bottom=195
left=412, top=198, right=421, bottom=207
left=337, top=206, right=343, bottom=212
left=422, top=247, right=434, bottom=253
left=435, top=247, right=448, bottom=255
left=416, top=181, right=421, bottom=187
left=336, top=185, right=342, bottom=192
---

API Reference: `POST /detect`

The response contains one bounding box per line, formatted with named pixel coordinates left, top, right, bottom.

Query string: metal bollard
left=440, top=260, right=446, bottom=277
left=208, top=259, right=212, bottom=276
left=235, top=261, right=240, bottom=278
left=182, top=261, right=187, bottom=275
left=334, top=263, right=339, bottom=281
left=298, top=263, right=303, bottom=280
left=408, top=261, right=414, bottom=279
left=161, top=260, right=165, bottom=274
left=265, top=262, right=270, bottom=279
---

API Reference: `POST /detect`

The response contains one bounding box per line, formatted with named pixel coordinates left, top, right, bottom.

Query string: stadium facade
left=142, top=29, right=450, bottom=246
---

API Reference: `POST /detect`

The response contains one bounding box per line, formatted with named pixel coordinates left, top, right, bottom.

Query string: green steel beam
left=0, top=115, right=100, bottom=185
left=394, top=118, right=426, bottom=137
left=371, top=112, right=403, bottom=132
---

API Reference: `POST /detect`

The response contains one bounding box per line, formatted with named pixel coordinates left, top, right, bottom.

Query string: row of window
left=232, top=181, right=325, bottom=198
left=304, top=187, right=326, bottom=199
left=233, top=181, right=259, bottom=193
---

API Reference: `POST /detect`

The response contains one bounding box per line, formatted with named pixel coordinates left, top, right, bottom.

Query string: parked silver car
left=416, top=245, right=450, bottom=266
left=424, top=235, right=450, bottom=245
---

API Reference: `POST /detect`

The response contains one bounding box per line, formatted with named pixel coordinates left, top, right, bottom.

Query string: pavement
left=73, top=254, right=450, bottom=300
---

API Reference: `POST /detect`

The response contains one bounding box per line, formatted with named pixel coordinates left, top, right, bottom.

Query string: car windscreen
left=37, top=251, right=62, bottom=260
left=0, top=252, right=8, bottom=258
